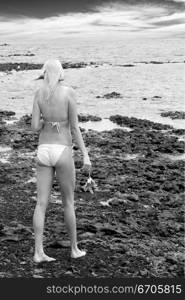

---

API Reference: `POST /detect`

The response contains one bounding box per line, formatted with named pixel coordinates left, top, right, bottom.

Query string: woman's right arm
left=31, top=89, right=44, bottom=132
left=68, top=88, right=91, bottom=167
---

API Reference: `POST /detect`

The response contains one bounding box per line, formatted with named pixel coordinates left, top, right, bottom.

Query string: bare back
left=38, top=84, right=73, bottom=146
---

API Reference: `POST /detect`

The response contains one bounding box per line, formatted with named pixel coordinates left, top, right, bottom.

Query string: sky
left=0, top=0, right=185, bottom=39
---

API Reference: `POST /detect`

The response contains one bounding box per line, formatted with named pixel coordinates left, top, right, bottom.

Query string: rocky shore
left=0, top=62, right=100, bottom=72
left=1, top=59, right=184, bottom=73
left=0, top=111, right=184, bottom=278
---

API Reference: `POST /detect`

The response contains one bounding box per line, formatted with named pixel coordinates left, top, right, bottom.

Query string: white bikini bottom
left=37, top=144, right=67, bottom=167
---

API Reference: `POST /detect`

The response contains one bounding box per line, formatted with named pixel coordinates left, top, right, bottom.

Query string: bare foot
left=33, top=253, right=56, bottom=263
left=71, top=248, right=86, bottom=259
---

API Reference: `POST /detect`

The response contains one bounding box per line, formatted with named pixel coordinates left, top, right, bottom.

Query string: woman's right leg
left=55, top=146, right=86, bottom=258
left=33, top=162, right=55, bottom=263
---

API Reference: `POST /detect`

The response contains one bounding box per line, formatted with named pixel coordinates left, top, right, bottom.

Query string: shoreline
left=0, top=62, right=185, bottom=130
left=0, top=111, right=184, bottom=278
left=0, top=60, right=185, bottom=72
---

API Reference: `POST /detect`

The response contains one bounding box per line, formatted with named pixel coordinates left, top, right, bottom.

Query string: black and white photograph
left=0, top=0, right=184, bottom=292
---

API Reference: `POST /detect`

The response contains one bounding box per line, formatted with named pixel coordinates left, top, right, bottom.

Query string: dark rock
left=152, top=96, right=162, bottom=99
left=136, top=61, right=182, bottom=65
left=151, top=96, right=162, bottom=101
left=0, top=110, right=15, bottom=118
left=118, top=64, right=135, bottom=67
left=77, top=223, right=97, bottom=233
left=161, top=111, right=185, bottom=120
left=78, top=114, right=102, bottom=122
left=8, top=53, right=35, bottom=57
left=100, top=227, right=122, bottom=236
left=0, top=61, right=100, bottom=72
left=12, top=132, right=38, bottom=150
left=16, top=114, right=32, bottom=127
left=47, top=240, right=70, bottom=248
left=126, top=193, right=139, bottom=202
left=166, top=256, right=178, bottom=264
left=150, top=61, right=164, bottom=64
left=0, top=63, right=42, bottom=72
left=62, top=62, right=99, bottom=69
left=171, top=129, right=185, bottom=135
left=109, top=115, right=173, bottom=130
left=96, top=92, right=122, bottom=99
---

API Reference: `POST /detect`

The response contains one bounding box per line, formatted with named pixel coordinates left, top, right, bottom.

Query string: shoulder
left=61, top=85, right=76, bottom=102
left=61, top=85, right=75, bottom=94
left=34, top=88, right=41, bottom=102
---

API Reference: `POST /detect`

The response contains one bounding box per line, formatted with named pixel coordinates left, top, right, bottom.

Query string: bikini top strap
left=44, top=121, right=60, bottom=133
left=44, top=119, right=68, bottom=133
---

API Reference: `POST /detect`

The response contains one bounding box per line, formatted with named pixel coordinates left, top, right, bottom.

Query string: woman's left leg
left=33, top=163, right=55, bottom=262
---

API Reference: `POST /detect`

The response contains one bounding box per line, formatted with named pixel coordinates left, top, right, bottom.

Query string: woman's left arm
left=31, top=90, right=44, bottom=132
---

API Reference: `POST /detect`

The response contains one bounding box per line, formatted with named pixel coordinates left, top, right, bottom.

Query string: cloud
left=153, top=17, right=185, bottom=26
left=171, top=0, right=185, bottom=3
left=89, top=2, right=185, bottom=34
left=0, top=1, right=184, bottom=39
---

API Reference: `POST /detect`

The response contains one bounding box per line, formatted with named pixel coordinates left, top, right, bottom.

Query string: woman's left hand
left=82, top=155, right=92, bottom=173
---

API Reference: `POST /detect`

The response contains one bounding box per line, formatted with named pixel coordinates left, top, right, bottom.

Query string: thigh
left=37, top=164, right=54, bottom=205
left=55, top=147, right=76, bottom=202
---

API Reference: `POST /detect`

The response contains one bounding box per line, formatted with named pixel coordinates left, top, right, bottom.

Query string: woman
left=31, top=59, right=91, bottom=263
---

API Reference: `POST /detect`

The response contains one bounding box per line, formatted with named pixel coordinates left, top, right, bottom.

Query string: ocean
left=0, top=35, right=185, bottom=129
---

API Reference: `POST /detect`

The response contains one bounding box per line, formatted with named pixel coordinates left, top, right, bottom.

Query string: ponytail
left=42, top=59, right=64, bottom=102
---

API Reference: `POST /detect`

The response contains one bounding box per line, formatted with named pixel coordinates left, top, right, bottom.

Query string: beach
left=0, top=37, right=185, bottom=129
left=0, top=109, right=184, bottom=277
left=0, top=37, right=185, bottom=278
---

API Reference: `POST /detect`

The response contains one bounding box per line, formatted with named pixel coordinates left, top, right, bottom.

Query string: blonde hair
left=42, top=59, right=64, bottom=102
